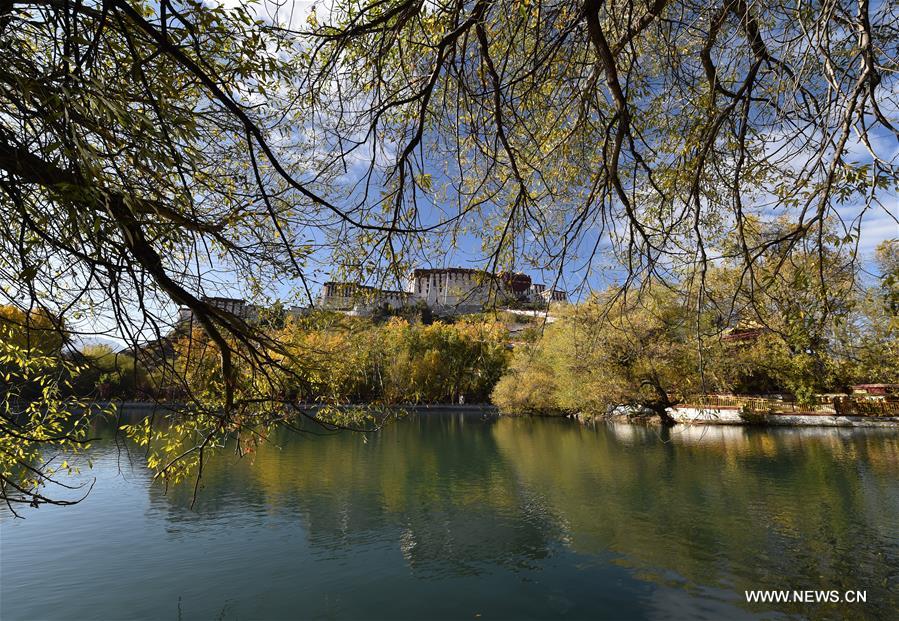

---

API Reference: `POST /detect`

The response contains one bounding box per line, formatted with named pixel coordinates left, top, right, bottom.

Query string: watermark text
left=745, top=590, right=867, bottom=604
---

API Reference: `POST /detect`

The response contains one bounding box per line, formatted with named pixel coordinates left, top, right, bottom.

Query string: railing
left=684, top=395, right=792, bottom=412
left=681, top=395, right=899, bottom=417
left=834, top=398, right=899, bottom=417
left=685, top=394, right=744, bottom=408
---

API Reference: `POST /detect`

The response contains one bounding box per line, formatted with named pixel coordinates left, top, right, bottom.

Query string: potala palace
left=318, top=267, right=567, bottom=314
left=177, top=267, right=566, bottom=325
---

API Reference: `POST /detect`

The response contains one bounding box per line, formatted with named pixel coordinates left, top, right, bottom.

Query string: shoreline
left=577, top=409, right=899, bottom=429
left=90, top=401, right=500, bottom=415
left=90, top=401, right=899, bottom=428
left=670, top=407, right=899, bottom=428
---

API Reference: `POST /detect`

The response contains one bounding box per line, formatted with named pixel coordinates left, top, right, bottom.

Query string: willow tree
left=1, top=0, right=896, bottom=507
left=303, top=0, right=897, bottom=294
left=0, top=0, right=404, bottom=510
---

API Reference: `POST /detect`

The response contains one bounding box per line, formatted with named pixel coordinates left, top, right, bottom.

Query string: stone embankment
left=575, top=405, right=899, bottom=428
left=670, top=406, right=899, bottom=428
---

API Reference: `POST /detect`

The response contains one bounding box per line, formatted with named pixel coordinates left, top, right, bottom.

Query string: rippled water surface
left=2, top=413, right=898, bottom=620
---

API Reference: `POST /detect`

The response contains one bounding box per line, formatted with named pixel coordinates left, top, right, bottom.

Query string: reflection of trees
left=151, top=413, right=555, bottom=575
left=134, top=414, right=899, bottom=617
left=492, top=419, right=899, bottom=618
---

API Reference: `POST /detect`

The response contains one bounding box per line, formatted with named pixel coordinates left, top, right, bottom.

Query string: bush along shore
left=1, top=308, right=511, bottom=407
left=491, top=236, right=899, bottom=428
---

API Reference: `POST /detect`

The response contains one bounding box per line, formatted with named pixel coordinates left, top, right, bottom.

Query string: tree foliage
left=304, top=0, right=897, bottom=281
left=0, top=307, right=99, bottom=514
left=848, top=239, right=899, bottom=383
left=276, top=313, right=510, bottom=404
left=493, top=286, right=712, bottom=422
left=493, top=235, right=899, bottom=419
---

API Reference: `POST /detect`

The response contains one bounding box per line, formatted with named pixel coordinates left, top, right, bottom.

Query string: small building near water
left=851, top=384, right=899, bottom=401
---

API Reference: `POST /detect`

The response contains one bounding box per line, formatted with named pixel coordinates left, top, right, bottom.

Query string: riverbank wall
left=669, top=406, right=899, bottom=428
left=583, top=405, right=899, bottom=428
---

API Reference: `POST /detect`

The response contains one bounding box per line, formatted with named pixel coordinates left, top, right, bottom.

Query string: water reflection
left=3, top=413, right=897, bottom=620
left=148, top=414, right=558, bottom=576
left=491, top=419, right=899, bottom=619
left=155, top=415, right=899, bottom=617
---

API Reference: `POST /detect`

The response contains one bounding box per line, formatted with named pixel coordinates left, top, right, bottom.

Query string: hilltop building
left=409, top=268, right=492, bottom=312
left=177, top=296, right=259, bottom=324
left=722, top=320, right=767, bottom=343
left=177, top=268, right=567, bottom=323
left=541, top=288, right=568, bottom=303
left=320, top=267, right=566, bottom=314
left=319, top=282, right=413, bottom=312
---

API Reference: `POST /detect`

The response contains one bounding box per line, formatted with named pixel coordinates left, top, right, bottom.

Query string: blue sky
left=69, top=0, right=899, bottom=345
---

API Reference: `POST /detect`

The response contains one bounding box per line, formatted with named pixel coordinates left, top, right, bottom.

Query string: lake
left=2, top=412, right=898, bottom=620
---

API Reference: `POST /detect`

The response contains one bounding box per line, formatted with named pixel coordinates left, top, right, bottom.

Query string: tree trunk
left=641, top=375, right=677, bottom=426
left=648, top=401, right=677, bottom=427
